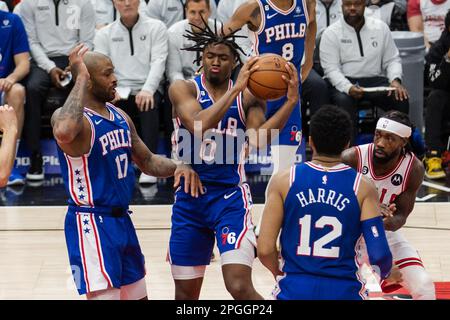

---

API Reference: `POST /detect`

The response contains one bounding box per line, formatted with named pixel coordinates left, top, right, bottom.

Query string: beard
left=372, top=148, right=401, bottom=164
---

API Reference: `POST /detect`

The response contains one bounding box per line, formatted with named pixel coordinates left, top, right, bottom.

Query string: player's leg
left=120, top=214, right=148, bottom=300
left=169, top=190, right=215, bottom=300
left=64, top=210, right=122, bottom=299
left=4, top=83, right=25, bottom=137
left=216, top=184, right=263, bottom=300
left=387, top=231, right=436, bottom=300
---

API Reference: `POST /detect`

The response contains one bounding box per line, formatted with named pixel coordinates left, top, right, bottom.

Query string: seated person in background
left=316, top=0, right=342, bottom=38
left=423, top=9, right=450, bottom=179
left=95, top=0, right=168, bottom=184
left=93, top=0, right=148, bottom=29
left=146, top=0, right=217, bottom=28
left=407, top=0, right=450, bottom=49
left=19, top=0, right=95, bottom=181
left=0, top=105, right=18, bottom=187
left=167, top=0, right=219, bottom=83
left=320, top=0, right=409, bottom=142
left=0, top=9, right=30, bottom=185
left=365, top=0, right=408, bottom=31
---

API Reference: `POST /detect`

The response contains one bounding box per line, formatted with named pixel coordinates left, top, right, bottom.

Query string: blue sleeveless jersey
left=172, top=74, right=247, bottom=186
left=251, top=0, right=308, bottom=70
left=281, top=162, right=364, bottom=281
left=57, top=103, right=135, bottom=209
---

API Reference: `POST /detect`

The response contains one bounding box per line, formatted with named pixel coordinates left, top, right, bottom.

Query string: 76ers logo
left=221, top=227, right=236, bottom=245
left=289, top=127, right=302, bottom=142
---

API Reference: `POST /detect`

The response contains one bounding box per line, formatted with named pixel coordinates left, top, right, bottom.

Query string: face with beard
left=86, top=57, right=118, bottom=103
left=202, top=43, right=236, bottom=86
left=372, top=129, right=407, bottom=164
left=342, top=0, right=366, bottom=28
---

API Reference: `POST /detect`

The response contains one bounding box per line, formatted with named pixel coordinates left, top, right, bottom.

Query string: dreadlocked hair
left=182, top=16, right=246, bottom=67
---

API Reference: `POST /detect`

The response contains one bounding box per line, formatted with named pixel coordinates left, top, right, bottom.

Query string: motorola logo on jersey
left=391, top=174, right=403, bottom=186
left=362, top=166, right=369, bottom=174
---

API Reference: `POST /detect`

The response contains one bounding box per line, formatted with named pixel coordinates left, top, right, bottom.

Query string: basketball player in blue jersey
left=258, top=106, right=402, bottom=300
left=223, top=0, right=316, bottom=169
left=168, top=24, right=300, bottom=299
left=51, top=44, right=203, bottom=300
left=222, top=0, right=317, bottom=236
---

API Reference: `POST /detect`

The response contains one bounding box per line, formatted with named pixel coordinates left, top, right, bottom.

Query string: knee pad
left=120, top=278, right=148, bottom=300
left=171, top=265, right=207, bottom=280
left=221, top=234, right=256, bottom=268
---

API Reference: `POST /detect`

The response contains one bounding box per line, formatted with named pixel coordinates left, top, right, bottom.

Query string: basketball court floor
left=1, top=174, right=449, bottom=300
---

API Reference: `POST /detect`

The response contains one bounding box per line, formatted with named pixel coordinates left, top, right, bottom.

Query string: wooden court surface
left=0, top=203, right=449, bottom=300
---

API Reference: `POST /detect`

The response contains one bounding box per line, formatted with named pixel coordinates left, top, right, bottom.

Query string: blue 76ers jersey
left=57, top=103, right=135, bottom=208
left=172, top=74, right=247, bottom=186
left=281, top=162, right=365, bottom=283
left=251, top=0, right=308, bottom=70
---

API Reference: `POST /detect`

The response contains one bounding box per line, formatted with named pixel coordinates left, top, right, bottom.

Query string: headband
left=376, top=118, right=412, bottom=138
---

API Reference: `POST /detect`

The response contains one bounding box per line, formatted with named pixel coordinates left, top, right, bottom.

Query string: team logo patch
left=372, top=41, right=378, bottom=48
left=3, top=19, right=10, bottom=26
left=391, top=174, right=403, bottom=186
left=63, top=0, right=69, bottom=5
left=295, top=7, right=301, bottom=14
left=362, top=166, right=369, bottom=175
left=371, top=226, right=379, bottom=238
left=221, top=227, right=237, bottom=245
left=322, top=175, right=327, bottom=185
left=140, top=35, right=147, bottom=41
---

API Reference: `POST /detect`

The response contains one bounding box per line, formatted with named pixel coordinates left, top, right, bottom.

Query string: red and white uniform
left=355, top=143, right=435, bottom=300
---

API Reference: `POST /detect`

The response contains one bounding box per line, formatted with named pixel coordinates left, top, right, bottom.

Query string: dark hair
left=310, top=105, right=353, bottom=156
left=185, top=0, right=210, bottom=10
left=182, top=16, right=246, bottom=66
left=380, top=110, right=414, bottom=154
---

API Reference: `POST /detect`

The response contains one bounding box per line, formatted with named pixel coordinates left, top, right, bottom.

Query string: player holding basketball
left=258, top=105, right=401, bottom=300
left=222, top=0, right=316, bottom=235
left=341, top=111, right=436, bottom=300
left=51, top=45, right=203, bottom=300
left=224, top=0, right=316, bottom=166
left=169, top=24, right=299, bottom=300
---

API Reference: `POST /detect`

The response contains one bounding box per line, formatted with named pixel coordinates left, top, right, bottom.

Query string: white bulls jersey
left=355, top=143, right=415, bottom=205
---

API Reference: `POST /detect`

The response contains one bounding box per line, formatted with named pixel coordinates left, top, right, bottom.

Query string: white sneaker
left=139, top=173, right=157, bottom=184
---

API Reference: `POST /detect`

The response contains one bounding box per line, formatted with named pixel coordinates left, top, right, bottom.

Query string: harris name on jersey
left=295, top=187, right=351, bottom=212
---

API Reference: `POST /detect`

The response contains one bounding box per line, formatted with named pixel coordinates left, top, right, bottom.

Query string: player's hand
left=68, top=43, right=90, bottom=82
left=389, top=80, right=409, bottom=101
left=0, top=104, right=18, bottom=133
left=384, top=265, right=403, bottom=285
left=234, top=56, right=260, bottom=93
left=135, top=90, right=154, bottom=112
left=49, top=67, right=67, bottom=89
left=173, top=163, right=205, bottom=198
left=0, top=77, right=15, bottom=92
left=349, top=85, right=365, bottom=99
left=283, top=62, right=299, bottom=105
left=380, top=203, right=396, bottom=218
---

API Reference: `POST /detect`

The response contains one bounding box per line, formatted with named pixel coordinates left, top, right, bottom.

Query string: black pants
left=302, top=68, right=331, bottom=116
left=116, top=91, right=162, bottom=153
left=425, top=89, right=450, bottom=152
left=329, top=76, right=409, bottom=142
left=23, top=56, right=70, bottom=153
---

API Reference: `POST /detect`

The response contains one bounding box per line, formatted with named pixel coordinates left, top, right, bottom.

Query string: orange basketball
left=248, top=54, right=290, bottom=101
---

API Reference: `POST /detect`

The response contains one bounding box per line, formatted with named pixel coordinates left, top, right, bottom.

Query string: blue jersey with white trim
left=57, top=103, right=135, bottom=209
left=251, top=0, right=308, bottom=69
left=173, top=74, right=247, bottom=186
left=281, top=162, right=364, bottom=281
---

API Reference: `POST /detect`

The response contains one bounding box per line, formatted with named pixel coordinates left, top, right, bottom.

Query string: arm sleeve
left=79, top=0, right=96, bottom=50
left=382, top=24, right=403, bottom=82
left=19, top=0, right=55, bottom=73
left=319, top=29, right=353, bottom=94
left=142, top=21, right=168, bottom=93
left=362, top=216, right=393, bottom=279
left=407, top=0, right=421, bottom=19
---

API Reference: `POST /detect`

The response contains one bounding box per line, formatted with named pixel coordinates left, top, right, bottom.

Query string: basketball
left=248, top=54, right=290, bottom=101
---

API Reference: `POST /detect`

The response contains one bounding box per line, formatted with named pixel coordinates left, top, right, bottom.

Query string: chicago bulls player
left=342, top=110, right=436, bottom=300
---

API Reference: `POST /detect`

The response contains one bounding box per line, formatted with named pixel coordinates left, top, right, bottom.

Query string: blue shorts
left=266, top=96, right=302, bottom=146
left=169, top=183, right=254, bottom=266
left=273, top=273, right=368, bottom=300
left=64, top=208, right=146, bottom=295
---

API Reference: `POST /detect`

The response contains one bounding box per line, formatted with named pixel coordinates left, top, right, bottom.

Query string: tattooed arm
left=51, top=44, right=90, bottom=145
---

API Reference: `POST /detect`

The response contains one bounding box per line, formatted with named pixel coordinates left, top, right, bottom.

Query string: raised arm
left=245, top=62, right=299, bottom=148
left=222, top=0, right=261, bottom=34
left=169, top=57, right=260, bottom=135
left=384, top=158, right=424, bottom=231
left=51, top=45, right=90, bottom=146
